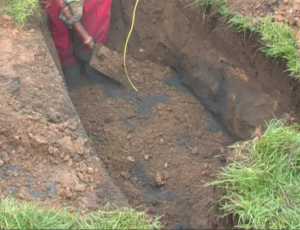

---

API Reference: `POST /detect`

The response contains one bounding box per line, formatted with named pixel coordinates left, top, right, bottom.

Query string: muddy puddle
left=69, top=58, right=233, bottom=229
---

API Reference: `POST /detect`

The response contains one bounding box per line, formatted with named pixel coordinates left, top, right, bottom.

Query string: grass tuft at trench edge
left=0, top=197, right=161, bottom=229
left=1, top=0, right=42, bottom=28
left=205, top=117, right=300, bottom=229
left=192, top=0, right=300, bottom=79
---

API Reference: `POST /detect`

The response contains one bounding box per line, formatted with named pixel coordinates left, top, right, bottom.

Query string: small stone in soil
left=163, top=172, right=170, bottom=180
left=65, top=188, right=73, bottom=199
left=120, top=171, right=131, bottom=179
left=0, top=160, right=4, bottom=167
left=131, top=177, right=138, bottom=184
left=200, top=180, right=206, bottom=184
left=17, top=193, right=26, bottom=199
left=74, top=184, right=87, bottom=192
left=155, top=173, right=165, bottom=186
left=127, top=156, right=135, bottom=162
left=73, top=154, right=81, bottom=162
left=203, top=163, right=209, bottom=169
left=192, top=147, right=199, bottom=156
left=66, top=159, right=73, bottom=167
left=59, top=136, right=75, bottom=156
left=87, top=167, right=94, bottom=174
left=144, top=154, right=150, bottom=160
left=159, top=138, right=165, bottom=145
left=63, top=155, right=70, bottom=162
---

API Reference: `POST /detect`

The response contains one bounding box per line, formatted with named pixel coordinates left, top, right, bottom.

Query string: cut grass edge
left=204, top=117, right=300, bottom=229
left=0, top=0, right=42, bottom=28
left=0, top=196, right=162, bottom=229
left=191, top=0, right=300, bottom=79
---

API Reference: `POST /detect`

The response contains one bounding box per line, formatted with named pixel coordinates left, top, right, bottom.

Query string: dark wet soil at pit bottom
left=69, top=58, right=233, bottom=229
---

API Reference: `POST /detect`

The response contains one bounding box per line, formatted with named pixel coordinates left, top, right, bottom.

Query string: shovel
left=56, top=0, right=127, bottom=87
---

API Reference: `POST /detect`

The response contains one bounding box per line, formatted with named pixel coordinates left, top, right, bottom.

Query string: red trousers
left=41, top=0, right=112, bottom=67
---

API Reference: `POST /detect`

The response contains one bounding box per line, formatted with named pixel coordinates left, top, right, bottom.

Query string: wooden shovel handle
left=55, top=0, right=95, bottom=49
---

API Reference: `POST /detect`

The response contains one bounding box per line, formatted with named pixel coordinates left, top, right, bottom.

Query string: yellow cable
left=123, top=0, right=140, bottom=92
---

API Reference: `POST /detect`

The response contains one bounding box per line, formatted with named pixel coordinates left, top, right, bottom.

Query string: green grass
left=190, top=0, right=226, bottom=12
left=227, top=14, right=254, bottom=38
left=192, top=0, right=300, bottom=78
left=206, top=118, right=300, bottom=229
left=259, top=17, right=300, bottom=76
left=1, top=0, right=41, bottom=28
left=0, top=197, right=161, bottom=229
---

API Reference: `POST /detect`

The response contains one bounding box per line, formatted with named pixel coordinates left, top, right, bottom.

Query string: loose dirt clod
left=155, top=173, right=165, bottom=186
left=127, top=156, right=136, bottom=163
left=74, top=184, right=87, bottom=192
left=192, top=147, right=199, bottom=156
left=59, top=136, right=75, bottom=156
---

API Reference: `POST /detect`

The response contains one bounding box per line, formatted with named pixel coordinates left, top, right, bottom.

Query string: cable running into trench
left=123, top=0, right=140, bottom=92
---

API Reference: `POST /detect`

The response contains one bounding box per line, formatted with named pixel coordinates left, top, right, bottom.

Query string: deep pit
left=41, top=0, right=300, bottom=229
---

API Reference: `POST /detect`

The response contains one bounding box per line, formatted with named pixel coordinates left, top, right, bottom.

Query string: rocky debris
left=0, top=160, right=4, bottom=167
left=59, top=136, right=75, bottom=156
left=163, top=171, right=171, bottom=180
left=159, top=138, right=165, bottom=145
left=32, top=135, right=48, bottom=145
left=191, top=147, right=199, bottom=156
left=144, top=154, right=150, bottom=160
left=203, top=163, right=210, bottom=170
left=17, top=146, right=26, bottom=155
left=131, top=177, right=138, bottom=184
left=66, top=159, right=73, bottom=167
left=77, top=172, right=85, bottom=181
left=2, top=14, right=12, bottom=21
left=74, top=138, right=87, bottom=156
left=155, top=173, right=165, bottom=186
left=87, top=167, right=94, bottom=174
left=63, top=155, right=70, bottom=162
left=65, top=188, right=73, bottom=199
left=74, top=184, right=87, bottom=192
left=120, top=171, right=131, bottom=179
left=17, top=192, right=26, bottom=200
left=127, top=156, right=135, bottom=163
left=79, top=161, right=88, bottom=173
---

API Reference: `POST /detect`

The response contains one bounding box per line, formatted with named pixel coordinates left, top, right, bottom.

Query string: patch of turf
left=190, top=0, right=226, bottom=12
left=0, top=197, right=161, bottom=229
left=259, top=17, right=300, bottom=76
left=191, top=0, right=300, bottom=78
left=206, top=118, right=300, bottom=229
left=1, top=0, right=41, bottom=28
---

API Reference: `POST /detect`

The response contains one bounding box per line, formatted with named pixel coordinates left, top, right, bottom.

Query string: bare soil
left=0, top=13, right=127, bottom=212
left=1, top=0, right=300, bottom=229
left=70, top=57, right=233, bottom=229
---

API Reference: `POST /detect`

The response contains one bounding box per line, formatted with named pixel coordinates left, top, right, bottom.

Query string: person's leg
left=40, top=0, right=82, bottom=90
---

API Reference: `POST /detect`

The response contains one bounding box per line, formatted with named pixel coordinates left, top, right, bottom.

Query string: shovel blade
left=89, top=44, right=130, bottom=87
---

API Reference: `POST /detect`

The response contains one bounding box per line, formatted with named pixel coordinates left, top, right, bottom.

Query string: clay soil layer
left=0, top=14, right=127, bottom=213
left=1, top=0, right=300, bottom=229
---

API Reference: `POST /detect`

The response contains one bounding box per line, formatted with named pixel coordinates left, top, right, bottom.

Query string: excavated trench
left=42, top=0, right=300, bottom=229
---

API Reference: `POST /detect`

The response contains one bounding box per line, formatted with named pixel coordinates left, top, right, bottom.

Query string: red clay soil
left=1, top=0, right=300, bottom=229
left=0, top=13, right=127, bottom=211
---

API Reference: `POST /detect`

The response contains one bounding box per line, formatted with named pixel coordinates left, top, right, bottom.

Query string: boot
left=62, top=64, right=82, bottom=91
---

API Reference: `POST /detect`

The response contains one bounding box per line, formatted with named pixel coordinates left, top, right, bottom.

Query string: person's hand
left=60, top=0, right=83, bottom=27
